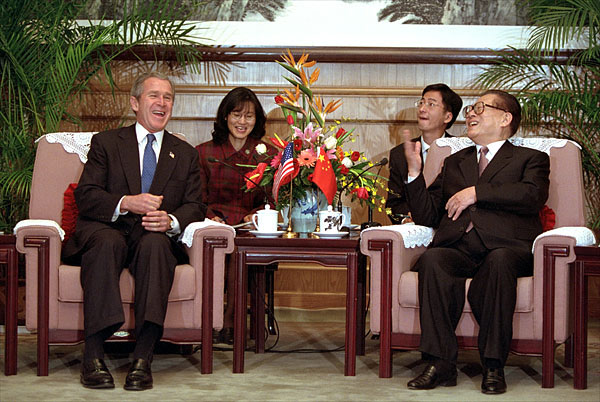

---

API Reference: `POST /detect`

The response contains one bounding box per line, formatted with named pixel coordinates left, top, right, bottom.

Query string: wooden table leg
left=344, top=251, right=358, bottom=376
left=573, top=259, right=587, bottom=389
left=2, top=235, right=18, bottom=376
left=233, top=250, right=247, bottom=373
left=356, top=253, right=366, bottom=356
left=253, top=266, right=266, bottom=353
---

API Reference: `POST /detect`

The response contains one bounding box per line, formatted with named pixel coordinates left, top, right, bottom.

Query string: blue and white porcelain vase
left=282, top=189, right=328, bottom=236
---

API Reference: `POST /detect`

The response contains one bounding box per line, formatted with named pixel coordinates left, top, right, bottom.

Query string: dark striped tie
left=466, top=146, right=489, bottom=232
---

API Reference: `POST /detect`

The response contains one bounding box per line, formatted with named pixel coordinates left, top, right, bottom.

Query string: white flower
left=342, top=157, right=353, bottom=168
left=255, top=143, right=267, bottom=154
left=323, top=136, right=337, bottom=150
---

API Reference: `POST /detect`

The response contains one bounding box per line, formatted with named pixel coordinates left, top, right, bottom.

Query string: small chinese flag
left=310, top=147, right=337, bottom=204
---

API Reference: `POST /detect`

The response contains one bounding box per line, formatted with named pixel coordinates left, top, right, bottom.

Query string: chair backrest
left=29, top=132, right=189, bottom=224
left=423, top=137, right=585, bottom=228
left=29, top=135, right=87, bottom=223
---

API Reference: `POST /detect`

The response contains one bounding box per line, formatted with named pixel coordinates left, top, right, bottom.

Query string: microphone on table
left=336, top=158, right=388, bottom=221
left=360, top=158, right=388, bottom=230
left=207, top=156, right=274, bottom=205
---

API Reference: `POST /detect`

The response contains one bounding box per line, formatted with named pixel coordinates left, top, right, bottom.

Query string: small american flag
left=272, top=142, right=295, bottom=202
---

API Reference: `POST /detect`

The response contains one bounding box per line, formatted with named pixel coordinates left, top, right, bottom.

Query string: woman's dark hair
left=212, top=87, right=266, bottom=145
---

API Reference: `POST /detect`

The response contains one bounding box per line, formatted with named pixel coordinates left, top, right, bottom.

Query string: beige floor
left=1, top=317, right=599, bottom=401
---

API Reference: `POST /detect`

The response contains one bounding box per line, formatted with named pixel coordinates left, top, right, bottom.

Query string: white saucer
left=250, top=230, right=285, bottom=238
left=312, top=231, right=348, bottom=239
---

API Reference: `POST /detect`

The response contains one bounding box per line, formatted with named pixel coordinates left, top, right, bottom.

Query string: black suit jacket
left=63, top=125, right=206, bottom=258
left=406, top=141, right=550, bottom=254
left=385, top=133, right=453, bottom=223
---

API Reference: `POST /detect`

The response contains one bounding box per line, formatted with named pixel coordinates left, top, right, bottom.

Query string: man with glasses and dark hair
left=386, top=83, right=462, bottom=223
left=402, top=89, right=549, bottom=394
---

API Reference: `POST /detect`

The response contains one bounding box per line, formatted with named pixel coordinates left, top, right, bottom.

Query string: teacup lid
left=327, top=205, right=333, bottom=212
left=264, top=204, right=271, bottom=210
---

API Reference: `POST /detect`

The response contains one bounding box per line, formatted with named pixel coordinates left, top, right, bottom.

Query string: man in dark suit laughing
left=403, top=90, right=550, bottom=394
left=63, top=72, right=205, bottom=391
left=386, top=83, right=462, bottom=224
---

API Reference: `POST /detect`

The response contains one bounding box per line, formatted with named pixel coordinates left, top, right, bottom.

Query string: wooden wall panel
left=70, top=52, right=596, bottom=313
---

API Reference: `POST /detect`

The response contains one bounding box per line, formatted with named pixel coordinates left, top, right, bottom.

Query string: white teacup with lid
left=319, top=205, right=345, bottom=233
left=252, top=205, right=279, bottom=232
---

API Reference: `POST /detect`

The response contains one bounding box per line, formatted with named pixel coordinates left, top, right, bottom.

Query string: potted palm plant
left=474, top=0, right=599, bottom=231
left=0, top=0, right=218, bottom=232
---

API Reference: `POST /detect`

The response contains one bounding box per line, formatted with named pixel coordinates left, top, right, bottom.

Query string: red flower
left=351, top=187, right=369, bottom=200
left=244, top=163, right=268, bottom=189
left=275, top=95, right=284, bottom=104
left=351, top=151, right=360, bottom=162
left=293, top=139, right=303, bottom=151
left=539, top=205, right=556, bottom=232
left=286, top=115, right=295, bottom=125
left=269, top=137, right=288, bottom=149
left=340, top=165, right=349, bottom=175
left=335, top=127, right=347, bottom=139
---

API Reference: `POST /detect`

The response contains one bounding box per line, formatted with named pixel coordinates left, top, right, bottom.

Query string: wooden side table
left=233, top=234, right=365, bottom=376
left=1, top=234, right=18, bottom=375
left=571, top=245, right=600, bottom=390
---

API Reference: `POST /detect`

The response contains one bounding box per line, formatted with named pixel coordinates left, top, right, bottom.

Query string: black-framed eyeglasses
left=462, top=101, right=509, bottom=117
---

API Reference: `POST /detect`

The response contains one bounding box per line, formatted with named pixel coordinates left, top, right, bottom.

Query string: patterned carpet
left=1, top=319, right=599, bottom=401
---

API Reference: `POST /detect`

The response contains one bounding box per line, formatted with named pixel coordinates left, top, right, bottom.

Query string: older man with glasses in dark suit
left=403, top=90, right=550, bottom=395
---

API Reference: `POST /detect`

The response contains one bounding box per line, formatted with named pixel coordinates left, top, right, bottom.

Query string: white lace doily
left=361, top=224, right=434, bottom=248
left=532, top=226, right=597, bottom=252
left=40, top=132, right=96, bottom=163
left=13, top=219, right=65, bottom=240
left=435, top=137, right=578, bottom=155
left=40, top=131, right=187, bottom=163
left=179, top=219, right=235, bottom=247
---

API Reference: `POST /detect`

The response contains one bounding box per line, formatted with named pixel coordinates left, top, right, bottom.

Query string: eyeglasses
left=463, top=101, right=509, bottom=117
left=415, top=99, right=441, bottom=109
left=230, top=111, right=256, bottom=122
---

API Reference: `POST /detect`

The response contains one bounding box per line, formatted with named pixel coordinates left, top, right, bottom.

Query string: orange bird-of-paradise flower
left=312, top=96, right=342, bottom=116
left=324, top=99, right=342, bottom=114
left=282, top=85, right=301, bottom=106
left=281, top=50, right=316, bottom=70
left=309, top=68, right=320, bottom=85
left=299, top=67, right=309, bottom=87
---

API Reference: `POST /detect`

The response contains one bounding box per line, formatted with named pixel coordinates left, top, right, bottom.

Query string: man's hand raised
left=121, top=193, right=163, bottom=215
left=402, top=130, right=422, bottom=177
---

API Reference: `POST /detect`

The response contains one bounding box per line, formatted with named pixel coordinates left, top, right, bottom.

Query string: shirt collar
left=135, top=122, right=164, bottom=145
left=476, top=140, right=505, bottom=159
left=420, top=137, right=431, bottom=155
left=221, top=137, right=256, bottom=160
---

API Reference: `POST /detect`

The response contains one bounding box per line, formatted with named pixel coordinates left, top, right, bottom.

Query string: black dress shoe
left=407, top=363, right=457, bottom=390
left=220, top=327, right=234, bottom=345
left=213, top=327, right=234, bottom=346
left=124, top=358, right=153, bottom=391
left=482, top=367, right=507, bottom=394
left=80, top=358, right=114, bottom=389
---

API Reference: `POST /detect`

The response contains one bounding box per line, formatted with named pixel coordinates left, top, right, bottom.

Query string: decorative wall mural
left=82, top=1, right=531, bottom=49
left=85, top=0, right=526, bottom=25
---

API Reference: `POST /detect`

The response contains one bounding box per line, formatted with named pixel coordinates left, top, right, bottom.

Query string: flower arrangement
left=241, top=51, right=387, bottom=213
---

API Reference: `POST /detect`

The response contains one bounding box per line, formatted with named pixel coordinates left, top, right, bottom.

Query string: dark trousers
left=412, top=230, right=533, bottom=366
left=79, top=227, right=178, bottom=339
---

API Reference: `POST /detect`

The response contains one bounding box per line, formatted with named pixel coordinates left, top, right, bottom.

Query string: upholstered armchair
left=360, top=137, right=596, bottom=387
left=11, top=133, right=235, bottom=376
